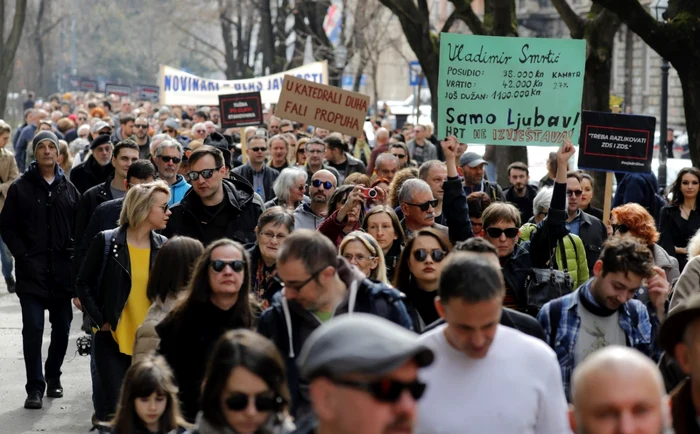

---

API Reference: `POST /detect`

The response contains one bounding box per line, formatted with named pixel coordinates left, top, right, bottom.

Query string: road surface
left=0, top=283, right=93, bottom=433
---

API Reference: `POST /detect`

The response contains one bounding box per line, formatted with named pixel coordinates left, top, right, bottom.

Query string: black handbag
left=523, top=237, right=575, bottom=316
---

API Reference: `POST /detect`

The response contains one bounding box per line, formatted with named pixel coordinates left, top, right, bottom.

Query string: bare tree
left=0, top=0, right=29, bottom=118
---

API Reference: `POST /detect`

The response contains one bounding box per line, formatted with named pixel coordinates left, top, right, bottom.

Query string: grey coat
left=407, top=138, right=438, bottom=164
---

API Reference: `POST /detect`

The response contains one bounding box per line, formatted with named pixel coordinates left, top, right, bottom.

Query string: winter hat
left=32, top=131, right=59, bottom=149
left=90, top=134, right=112, bottom=150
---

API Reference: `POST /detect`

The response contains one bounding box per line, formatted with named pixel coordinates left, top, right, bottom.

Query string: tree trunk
left=678, top=69, right=700, bottom=169
left=352, top=55, right=368, bottom=93
left=218, top=0, right=237, bottom=79
left=0, top=0, right=30, bottom=119
left=623, top=26, right=634, bottom=112
left=34, top=0, right=46, bottom=95
left=259, top=0, right=275, bottom=74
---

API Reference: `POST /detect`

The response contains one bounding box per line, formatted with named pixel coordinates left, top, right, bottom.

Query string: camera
left=361, top=187, right=378, bottom=199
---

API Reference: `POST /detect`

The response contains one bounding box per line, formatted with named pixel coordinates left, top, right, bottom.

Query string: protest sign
left=219, top=92, right=263, bottom=128
left=158, top=62, right=328, bottom=106
left=105, top=83, right=131, bottom=98
left=577, top=111, right=656, bottom=174
left=80, top=80, right=97, bottom=92
left=438, top=33, right=585, bottom=146
left=136, top=85, right=160, bottom=102
left=275, top=75, right=369, bottom=137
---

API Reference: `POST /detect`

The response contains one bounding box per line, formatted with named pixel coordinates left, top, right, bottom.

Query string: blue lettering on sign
left=164, top=75, right=172, bottom=91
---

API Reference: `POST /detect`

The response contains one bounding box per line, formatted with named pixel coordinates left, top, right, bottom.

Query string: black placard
left=577, top=111, right=656, bottom=174
left=80, top=79, right=97, bottom=92
left=219, top=92, right=263, bottom=128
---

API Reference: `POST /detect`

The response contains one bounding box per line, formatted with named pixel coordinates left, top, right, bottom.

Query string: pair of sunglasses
left=405, top=199, right=438, bottom=212
left=412, top=249, right=446, bottom=263
left=250, top=147, right=267, bottom=152
left=485, top=227, right=519, bottom=239
left=159, top=155, right=181, bottom=164
left=331, top=377, right=426, bottom=403
left=225, top=392, right=284, bottom=412
left=187, top=167, right=222, bottom=181
left=209, top=260, right=246, bottom=273
left=312, top=179, right=334, bottom=190
left=612, top=223, right=629, bottom=234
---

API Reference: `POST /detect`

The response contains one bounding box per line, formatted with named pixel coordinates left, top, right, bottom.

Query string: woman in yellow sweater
left=76, top=180, right=171, bottom=420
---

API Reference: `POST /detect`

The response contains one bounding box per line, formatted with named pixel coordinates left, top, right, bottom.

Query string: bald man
left=570, top=346, right=671, bottom=434
left=367, top=127, right=390, bottom=176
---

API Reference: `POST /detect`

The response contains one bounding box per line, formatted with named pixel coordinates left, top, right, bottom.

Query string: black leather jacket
left=76, top=225, right=166, bottom=329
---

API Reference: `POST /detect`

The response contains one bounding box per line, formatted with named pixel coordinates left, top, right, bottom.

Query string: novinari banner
left=158, top=61, right=329, bottom=106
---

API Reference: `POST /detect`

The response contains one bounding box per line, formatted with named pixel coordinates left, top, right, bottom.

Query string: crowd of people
left=1, top=91, right=700, bottom=433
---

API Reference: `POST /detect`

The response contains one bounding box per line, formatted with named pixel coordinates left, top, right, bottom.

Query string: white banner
left=158, top=61, right=329, bottom=106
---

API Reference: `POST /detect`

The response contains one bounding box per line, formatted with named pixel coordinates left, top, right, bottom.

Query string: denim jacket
left=537, top=280, right=661, bottom=400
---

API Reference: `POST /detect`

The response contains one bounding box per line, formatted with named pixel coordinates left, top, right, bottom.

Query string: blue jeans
left=90, top=331, right=109, bottom=421
left=18, top=294, right=73, bottom=395
left=0, top=235, right=13, bottom=280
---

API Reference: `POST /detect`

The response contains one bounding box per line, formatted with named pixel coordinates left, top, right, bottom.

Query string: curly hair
left=599, top=237, right=655, bottom=278
left=388, top=167, right=419, bottom=208
left=611, top=203, right=659, bottom=246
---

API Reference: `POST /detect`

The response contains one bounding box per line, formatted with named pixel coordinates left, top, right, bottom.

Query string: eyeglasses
left=275, top=267, right=325, bottom=292
left=392, top=153, right=407, bottom=159
left=261, top=231, right=287, bottom=241
left=163, top=128, right=176, bottom=134
left=250, top=147, right=267, bottom=153
left=343, top=254, right=376, bottom=262
left=78, top=117, right=88, bottom=122
left=312, top=179, right=334, bottom=190
left=404, top=199, right=438, bottom=212
left=537, top=211, right=548, bottom=217
left=195, top=129, right=206, bottom=133
left=296, top=185, right=306, bottom=192
left=485, top=227, right=519, bottom=239
left=612, top=223, right=629, bottom=234
left=187, top=167, right=222, bottom=181
left=159, top=156, right=181, bottom=164
left=134, top=124, right=148, bottom=129
left=412, top=249, right=447, bottom=263
left=159, top=203, right=169, bottom=213
left=209, top=260, right=246, bottom=273
left=330, top=377, right=427, bottom=403
left=225, top=392, right=283, bottom=412
left=566, top=190, right=583, bottom=197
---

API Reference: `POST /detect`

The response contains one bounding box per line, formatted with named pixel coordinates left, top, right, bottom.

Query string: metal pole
left=658, top=58, right=670, bottom=190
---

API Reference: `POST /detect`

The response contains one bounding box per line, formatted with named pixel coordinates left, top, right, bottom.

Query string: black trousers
left=93, top=330, right=131, bottom=419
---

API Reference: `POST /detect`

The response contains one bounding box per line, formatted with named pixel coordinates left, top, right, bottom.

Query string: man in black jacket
left=163, top=146, right=264, bottom=246
left=565, top=171, right=607, bottom=272
left=323, top=134, right=366, bottom=184
left=70, top=135, right=115, bottom=194
left=0, top=131, right=80, bottom=410
left=504, top=161, right=539, bottom=224
left=73, top=140, right=140, bottom=280
left=258, top=230, right=413, bottom=420
left=232, top=134, right=279, bottom=202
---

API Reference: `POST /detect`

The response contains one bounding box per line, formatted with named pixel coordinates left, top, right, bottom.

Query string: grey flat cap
left=91, top=121, right=111, bottom=135
left=163, top=118, right=180, bottom=131
left=297, top=313, right=434, bottom=380
left=459, top=151, right=488, bottom=168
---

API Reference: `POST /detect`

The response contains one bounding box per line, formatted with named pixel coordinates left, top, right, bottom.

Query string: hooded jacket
left=613, top=172, right=665, bottom=222
left=293, top=203, right=326, bottom=230
left=0, top=162, right=80, bottom=298
left=70, top=154, right=115, bottom=194
left=163, top=177, right=264, bottom=246
left=169, top=174, right=191, bottom=206
left=257, top=257, right=413, bottom=419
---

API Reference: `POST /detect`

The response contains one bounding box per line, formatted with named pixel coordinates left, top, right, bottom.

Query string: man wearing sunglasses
left=566, top=171, right=607, bottom=272
left=154, top=140, right=191, bottom=206
left=232, top=134, right=279, bottom=202
left=164, top=146, right=263, bottom=246
left=417, top=254, right=570, bottom=433
left=132, top=116, right=151, bottom=159
left=258, top=230, right=413, bottom=419
left=294, top=170, right=337, bottom=230
left=294, top=314, right=434, bottom=434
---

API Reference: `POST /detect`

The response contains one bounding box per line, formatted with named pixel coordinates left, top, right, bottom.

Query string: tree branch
left=449, top=0, right=487, bottom=35
left=178, top=42, right=226, bottom=73
left=551, top=0, right=585, bottom=37
left=37, top=16, right=65, bottom=38
left=417, top=0, right=430, bottom=16
left=2, top=0, right=29, bottom=78
left=591, top=0, right=672, bottom=59
left=173, top=22, right=226, bottom=57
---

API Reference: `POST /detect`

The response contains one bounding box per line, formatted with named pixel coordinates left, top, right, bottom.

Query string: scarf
left=579, top=281, right=617, bottom=317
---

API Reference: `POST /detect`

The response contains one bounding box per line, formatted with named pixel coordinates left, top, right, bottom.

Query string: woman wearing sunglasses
left=393, top=228, right=452, bottom=332
left=264, top=167, right=308, bottom=210
left=362, top=206, right=405, bottom=281
left=249, top=207, right=294, bottom=309
left=338, top=231, right=389, bottom=284
left=190, top=329, right=294, bottom=434
left=318, top=184, right=365, bottom=247
left=157, top=239, right=255, bottom=423
left=76, top=181, right=171, bottom=419
left=611, top=204, right=680, bottom=293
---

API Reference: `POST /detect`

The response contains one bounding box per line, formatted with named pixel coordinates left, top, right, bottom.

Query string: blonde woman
left=57, top=140, right=73, bottom=177
left=76, top=180, right=171, bottom=417
left=339, top=231, right=389, bottom=284
left=670, top=229, right=700, bottom=310
left=0, top=120, right=18, bottom=291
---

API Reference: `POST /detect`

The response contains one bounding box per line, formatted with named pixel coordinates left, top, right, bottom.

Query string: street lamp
left=652, top=0, right=670, bottom=189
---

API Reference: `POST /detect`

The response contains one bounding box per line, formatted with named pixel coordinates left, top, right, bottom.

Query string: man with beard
left=504, top=161, right=538, bottom=223
left=132, top=117, right=151, bottom=159
left=417, top=254, right=570, bottom=433
left=538, top=237, right=670, bottom=401
left=569, top=346, right=671, bottom=434
left=70, top=135, right=115, bottom=194
left=460, top=151, right=503, bottom=202
left=294, top=169, right=337, bottom=230
left=293, top=314, right=433, bottom=434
